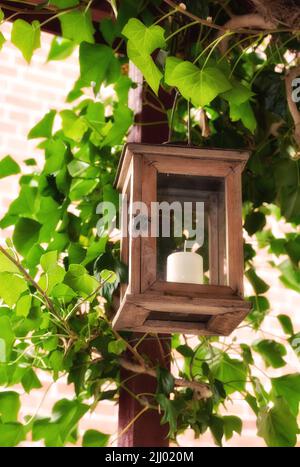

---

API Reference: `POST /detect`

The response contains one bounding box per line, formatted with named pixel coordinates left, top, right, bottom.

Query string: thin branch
left=163, top=0, right=277, bottom=35
left=217, top=13, right=277, bottom=54
left=119, top=357, right=212, bottom=399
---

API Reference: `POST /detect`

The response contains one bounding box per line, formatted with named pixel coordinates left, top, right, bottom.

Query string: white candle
left=166, top=252, right=203, bottom=284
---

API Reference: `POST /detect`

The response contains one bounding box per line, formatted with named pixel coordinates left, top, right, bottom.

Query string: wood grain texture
left=120, top=161, right=132, bottom=300
left=225, top=167, right=245, bottom=296
left=130, top=321, right=217, bottom=335
left=129, top=155, right=142, bottom=294
left=207, top=308, right=251, bottom=335
left=149, top=281, right=235, bottom=296
left=122, top=143, right=249, bottom=163
left=144, top=153, right=233, bottom=178
left=112, top=301, right=149, bottom=330
left=140, top=157, right=157, bottom=292
left=124, top=293, right=250, bottom=315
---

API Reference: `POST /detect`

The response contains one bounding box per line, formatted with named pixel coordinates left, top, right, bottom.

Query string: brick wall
left=0, top=22, right=299, bottom=447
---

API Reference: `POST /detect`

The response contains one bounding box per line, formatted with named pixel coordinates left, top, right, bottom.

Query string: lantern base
left=112, top=282, right=252, bottom=336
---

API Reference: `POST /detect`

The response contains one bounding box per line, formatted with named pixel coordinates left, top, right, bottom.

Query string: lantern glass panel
left=157, top=173, right=227, bottom=285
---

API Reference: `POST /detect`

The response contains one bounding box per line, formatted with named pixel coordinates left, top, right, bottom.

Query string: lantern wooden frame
left=112, top=143, right=252, bottom=336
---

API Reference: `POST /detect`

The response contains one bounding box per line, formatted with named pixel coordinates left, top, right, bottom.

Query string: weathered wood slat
left=131, top=321, right=217, bottom=335
left=149, top=281, right=236, bottom=297
left=207, top=309, right=250, bottom=335
left=124, top=293, right=250, bottom=315
left=226, top=167, right=244, bottom=296
left=121, top=143, right=249, bottom=163
left=141, top=158, right=157, bottom=292
left=144, top=154, right=232, bottom=178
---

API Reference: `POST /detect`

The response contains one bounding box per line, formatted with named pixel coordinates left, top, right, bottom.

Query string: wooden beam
left=1, top=0, right=112, bottom=35
left=118, top=64, right=174, bottom=447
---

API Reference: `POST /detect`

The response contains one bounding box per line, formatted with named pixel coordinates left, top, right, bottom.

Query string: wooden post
left=118, top=64, right=173, bottom=447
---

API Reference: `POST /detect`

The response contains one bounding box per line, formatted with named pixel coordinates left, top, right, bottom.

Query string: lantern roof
left=115, top=143, right=249, bottom=190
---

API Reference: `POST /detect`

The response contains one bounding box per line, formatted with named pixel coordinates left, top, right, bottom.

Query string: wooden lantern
left=112, top=143, right=252, bottom=336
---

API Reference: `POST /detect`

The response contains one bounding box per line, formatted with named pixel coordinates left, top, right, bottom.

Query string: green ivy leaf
left=47, top=36, right=76, bottom=61
left=101, top=105, right=133, bottom=147
left=222, top=81, right=257, bottom=131
left=107, top=339, right=127, bottom=355
left=0, top=316, right=15, bottom=363
left=0, top=391, right=20, bottom=423
left=223, top=415, right=242, bottom=440
left=28, top=110, right=56, bottom=139
left=271, top=374, right=300, bottom=416
left=285, top=236, right=300, bottom=265
left=222, top=81, right=254, bottom=105
left=11, top=19, right=40, bottom=63
left=44, top=138, right=66, bottom=174
left=209, top=415, right=224, bottom=447
left=79, top=42, right=120, bottom=92
left=64, top=264, right=99, bottom=297
left=0, top=272, right=27, bottom=307
left=244, top=211, right=266, bottom=235
left=164, top=56, right=182, bottom=85
left=165, top=58, right=232, bottom=107
left=59, top=11, right=95, bottom=44
left=82, top=429, right=110, bottom=447
left=85, top=101, right=105, bottom=132
left=60, top=110, right=88, bottom=142
left=49, top=350, right=64, bottom=373
left=13, top=218, right=41, bottom=256
left=279, top=185, right=300, bottom=224
left=52, top=399, right=89, bottom=442
left=253, top=339, right=286, bottom=368
left=32, top=419, right=63, bottom=447
left=229, top=101, right=257, bottom=133
left=278, top=259, right=300, bottom=293
left=51, top=283, right=77, bottom=303
left=240, top=343, right=254, bottom=365
left=156, top=394, right=180, bottom=438
left=211, top=354, right=247, bottom=394
left=99, top=0, right=139, bottom=45
left=245, top=268, right=270, bottom=294
left=0, top=422, right=25, bottom=447
left=21, top=368, right=42, bottom=393
left=100, top=269, right=117, bottom=284
left=0, top=249, right=20, bottom=274
left=39, top=251, right=65, bottom=294
left=69, top=178, right=98, bottom=201
left=0, top=156, right=20, bottom=179
left=277, top=314, right=294, bottom=336
left=1, top=186, right=38, bottom=227
left=257, top=398, right=298, bottom=447
left=156, top=367, right=175, bottom=396
left=16, top=294, right=32, bottom=317
left=247, top=296, right=270, bottom=329
left=122, top=18, right=166, bottom=95
left=0, top=32, right=5, bottom=51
